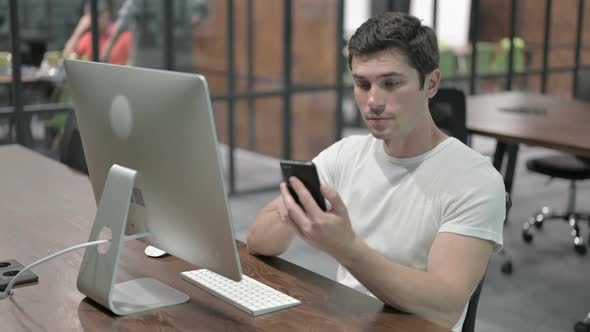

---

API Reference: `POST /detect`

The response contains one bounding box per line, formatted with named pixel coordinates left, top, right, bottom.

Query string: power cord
left=0, top=232, right=149, bottom=300
left=0, top=240, right=108, bottom=299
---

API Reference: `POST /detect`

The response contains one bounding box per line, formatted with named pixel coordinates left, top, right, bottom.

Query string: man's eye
left=356, top=82, right=370, bottom=90
left=384, top=81, right=400, bottom=88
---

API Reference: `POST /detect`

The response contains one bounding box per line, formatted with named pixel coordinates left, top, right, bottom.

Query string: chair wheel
left=522, top=231, right=533, bottom=243
left=534, top=220, right=543, bottom=229
left=574, top=321, right=590, bottom=332
left=574, top=244, right=587, bottom=255
left=501, top=260, right=513, bottom=275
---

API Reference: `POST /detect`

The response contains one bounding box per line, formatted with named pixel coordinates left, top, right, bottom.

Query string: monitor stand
left=77, top=164, right=189, bottom=315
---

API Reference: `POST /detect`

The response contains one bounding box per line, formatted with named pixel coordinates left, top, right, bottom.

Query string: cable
left=0, top=240, right=108, bottom=299
left=0, top=232, right=149, bottom=300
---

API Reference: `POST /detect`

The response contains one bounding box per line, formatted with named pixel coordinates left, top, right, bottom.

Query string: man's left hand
left=280, top=177, right=357, bottom=259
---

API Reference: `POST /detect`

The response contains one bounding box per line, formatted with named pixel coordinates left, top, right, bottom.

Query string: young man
left=246, top=12, right=505, bottom=331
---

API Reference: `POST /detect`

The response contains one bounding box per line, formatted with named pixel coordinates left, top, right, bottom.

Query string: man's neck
left=382, top=124, right=448, bottom=159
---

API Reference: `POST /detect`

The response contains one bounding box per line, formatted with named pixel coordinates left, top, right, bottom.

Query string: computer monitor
left=63, top=59, right=242, bottom=315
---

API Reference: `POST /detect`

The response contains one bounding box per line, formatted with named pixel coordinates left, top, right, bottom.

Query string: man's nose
left=367, top=87, right=385, bottom=112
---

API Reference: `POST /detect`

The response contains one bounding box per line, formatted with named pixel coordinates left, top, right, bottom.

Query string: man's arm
left=282, top=176, right=494, bottom=329
left=246, top=195, right=297, bottom=256
left=340, top=232, right=492, bottom=328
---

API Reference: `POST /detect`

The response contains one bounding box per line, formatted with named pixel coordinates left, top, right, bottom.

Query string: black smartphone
left=0, top=259, right=39, bottom=291
left=280, top=160, right=327, bottom=211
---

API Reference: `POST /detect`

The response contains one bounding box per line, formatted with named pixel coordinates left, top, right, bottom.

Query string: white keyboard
left=180, top=269, right=301, bottom=316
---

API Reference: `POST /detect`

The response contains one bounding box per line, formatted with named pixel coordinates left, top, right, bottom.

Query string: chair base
left=574, top=312, right=590, bottom=332
left=522, top=206, right=590, bottom=255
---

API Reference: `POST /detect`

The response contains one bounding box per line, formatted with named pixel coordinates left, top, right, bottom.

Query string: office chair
left=462, top=276, right=486, bottom=332
left=522, top=71, right=590, bottom=255
left=521, top=155, right=590, bottom=254
left=572, top=58, right=590, bottom=319
left=430, top=90, right=513, bottom=330
left=462, top=192, right=512, bottom=332
left=58, top=111, right=88, bottom=174
left=575, top=312, right=590, bottom=332
left=430, top=88, right=513, bottom=270
left=429, top=87, right=469, bottom=144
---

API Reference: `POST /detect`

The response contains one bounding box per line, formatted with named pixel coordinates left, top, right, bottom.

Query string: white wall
left=344, top=0, right=370, bottom=37
left=410, top=0, right=435, bottom=27
left=345, top=0, right=471, bottom=49
left=411, top=0, right=471, bottom=48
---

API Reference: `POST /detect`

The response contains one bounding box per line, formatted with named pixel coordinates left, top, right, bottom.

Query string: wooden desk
left=467, top=91, right=590, bottom=193
left=0, top=73, right=47, bottom=85
left=0, top=145, right=447, bottom=332
left=468, top=91, right=590, bottom=157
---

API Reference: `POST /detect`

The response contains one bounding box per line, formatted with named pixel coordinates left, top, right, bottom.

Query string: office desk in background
left=0, top=145, right=448, bottom=332
left=0, top=72, right=57, bottom=144
left=467, top=91, right=590, bottom=194
left=0, top=72, right=55, bottom=96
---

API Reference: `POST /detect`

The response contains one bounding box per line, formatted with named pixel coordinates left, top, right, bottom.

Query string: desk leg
left=7, top=116, right=33, bottom=147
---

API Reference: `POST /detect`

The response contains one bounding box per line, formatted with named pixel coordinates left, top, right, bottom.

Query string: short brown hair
left=347, top=12, right=439, bottom=89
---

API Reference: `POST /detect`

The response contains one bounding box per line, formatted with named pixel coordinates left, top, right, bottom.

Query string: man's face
left=351, top=48, right=435, bottom=142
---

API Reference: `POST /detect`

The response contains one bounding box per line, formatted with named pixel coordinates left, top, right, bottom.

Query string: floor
left=222, top=130, right=590, bottom=332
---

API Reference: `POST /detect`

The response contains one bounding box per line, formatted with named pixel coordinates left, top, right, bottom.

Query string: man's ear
left=426, top=69, right=441, bottom=98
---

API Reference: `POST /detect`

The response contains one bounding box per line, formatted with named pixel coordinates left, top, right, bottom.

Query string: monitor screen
left=64, top=59, right=242, bottom=281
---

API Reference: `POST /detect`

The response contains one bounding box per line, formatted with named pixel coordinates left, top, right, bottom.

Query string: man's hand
left=280, top=177, right=357, bottom=259
left=275, top=190, right=299, bottom=233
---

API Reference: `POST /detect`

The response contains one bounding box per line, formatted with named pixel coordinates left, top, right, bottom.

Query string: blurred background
left=2, top=0, right=590, bottom=194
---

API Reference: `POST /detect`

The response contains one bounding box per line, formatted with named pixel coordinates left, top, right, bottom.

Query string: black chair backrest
left=462, top=193, right=511, bottom=332
left=462, top=275, right=486, bottom=332
left=429, top=88, right=468, bottom=144
left=59, top=111, right=88, bottom=174
left=574, top=69, right=590, bottom=101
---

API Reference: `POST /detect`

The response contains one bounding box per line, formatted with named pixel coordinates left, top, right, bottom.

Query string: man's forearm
left=246, top=208, right=295, bottom=256
left=337, top=239, right=467, bottom=328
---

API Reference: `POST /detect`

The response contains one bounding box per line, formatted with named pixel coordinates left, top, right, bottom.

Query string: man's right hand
left=246, top=195, right=297, bottom=256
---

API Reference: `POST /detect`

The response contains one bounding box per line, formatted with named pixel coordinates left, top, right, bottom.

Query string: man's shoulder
left=438, top=138, right=493, bottom=169
left=436, top=139, right=504, bottom=187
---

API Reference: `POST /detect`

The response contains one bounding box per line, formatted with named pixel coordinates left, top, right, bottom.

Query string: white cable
left=0, top=240, right=108, bottom=299
left=0, top=232, right=149, bottom=300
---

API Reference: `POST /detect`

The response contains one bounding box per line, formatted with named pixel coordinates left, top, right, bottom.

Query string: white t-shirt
left=312, top=135, right=505, bottom=332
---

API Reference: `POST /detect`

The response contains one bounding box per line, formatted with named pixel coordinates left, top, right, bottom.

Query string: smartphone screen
left=280, top=160, right=327, bottom=211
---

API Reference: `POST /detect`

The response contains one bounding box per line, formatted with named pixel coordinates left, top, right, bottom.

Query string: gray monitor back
left=64, top=59, right=242, bottom=281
